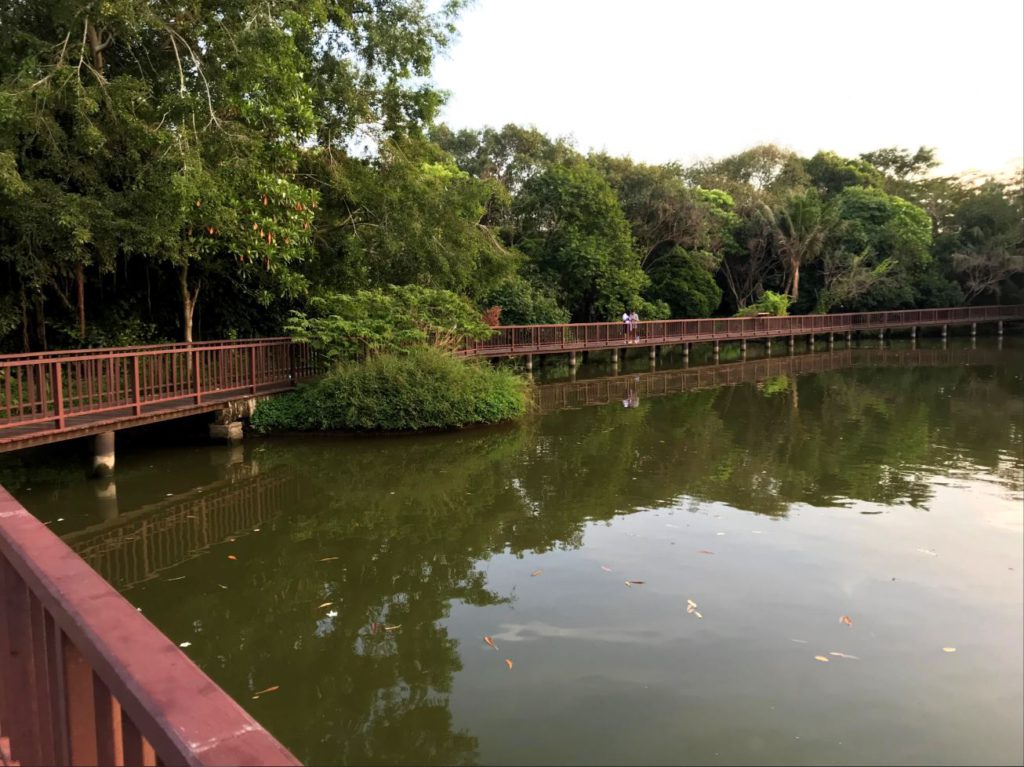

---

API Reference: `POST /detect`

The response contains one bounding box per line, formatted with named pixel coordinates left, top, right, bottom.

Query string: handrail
left=461, top=305, right=1024, bottom=356
left=0, top=337, right=294, bottom=363
left=0, top=485, right=300, bottom=766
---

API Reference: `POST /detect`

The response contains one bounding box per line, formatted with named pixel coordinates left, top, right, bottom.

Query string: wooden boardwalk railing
left=461, top=305, right=1024, bottom=357
left=0, top=485, right=300, bottom=766
left=0, top=338, right=319, bottom=452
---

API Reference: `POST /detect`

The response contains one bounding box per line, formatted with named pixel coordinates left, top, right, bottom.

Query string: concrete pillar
left=713, top=340, right=720, bottom=355
left=569, top=351, right=577, bottom=367
left=740, top=339, right=747, bottom=352
left=612, top=351, right=619, bottom=370
left=650, top=357, right=657, bottom=372
left=942, top=324, right=948, bottom=339
left=998, top=320, right=1004, bottom=336
left=878, top=328, right=884, bottom=341
left=971, top=322, right=977, bottom=338
left=741, top=347, right=748, bottom=361
left=210, top=421, right=243, bottom=442
left=808, top=334, right=815, bottom=349
left=649, top=346, right=657, bottom=360
left=683, top=343, right=690, bottom=358
left=92, top=431, right=115, bottom=477
left=765, top=338, right=772, bottom=354
left=788, top=335, right=795, bottom=348
left=910, top=326, right=916, bottom=339
left=846, top=331, right=852, bottom=344
left=828, top=333, right=834, bottom=346
left=998, top=336, right=1003, bottom=350
left=525, top=354, right=533, bottom=372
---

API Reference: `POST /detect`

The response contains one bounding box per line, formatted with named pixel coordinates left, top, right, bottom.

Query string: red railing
left=1, top=339, right=319, bottom=450
left=0, top=485, right=300, bottom=766
left=462, top=305, right=1024, bottom=356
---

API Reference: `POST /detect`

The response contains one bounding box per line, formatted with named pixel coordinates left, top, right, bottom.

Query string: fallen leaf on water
left=227, top=555, right=237, bottom=561
left=697, top=549, right=715, bottom=555
left=484, top=636, right=498, bottom=650
left=217, top=584, right=228, bottom=590
left=624, top=580, right=645, bottom=587
left=693, top=611, right=703, bottom=619
left=942, top=647, right=957, bottom=653
left=165, top=576, right=186, bottom=582
left=504, top=658, right=513, bottom=670
left=687, top=599, right=697, bottom=608
left=325, top=610, right=338, bottom=618
left=531, top=570, right=543, bottom=577
left=251, top=685, right=280, bottom=699
left=178, top=641, right=192, bottom=648
left=600, top=565, right=613, bottom=572
left=829, top=652, right=860, bottom=660
left=814, top=655, right=830, bottom=662
left=384, top=625, right=402, bottom=632
left=318, top=556, right=339, bottom=562
left=839, top=615, right=853, bottom=626
left=317, top=602, right=334, bottom=609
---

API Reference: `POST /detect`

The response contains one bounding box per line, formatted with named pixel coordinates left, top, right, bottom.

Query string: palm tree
left=774, top=189, right=835, bottom=304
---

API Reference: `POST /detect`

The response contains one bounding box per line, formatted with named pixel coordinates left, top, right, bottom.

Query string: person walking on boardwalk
left=630, top=310, right=640, bottom=343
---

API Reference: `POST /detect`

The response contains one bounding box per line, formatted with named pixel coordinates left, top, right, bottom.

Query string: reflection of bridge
left=61, top=465, right=298, bottom=592
left=533, top=346, right=1007, bottom=414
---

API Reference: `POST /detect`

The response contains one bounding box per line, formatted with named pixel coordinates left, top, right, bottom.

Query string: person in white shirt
left=622, top=310, right=631, bottom=342
left=629, top=310, right=640, bottom=343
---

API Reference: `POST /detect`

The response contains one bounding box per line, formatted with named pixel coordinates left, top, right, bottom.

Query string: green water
left=7, top=340, right=1023, bottom=766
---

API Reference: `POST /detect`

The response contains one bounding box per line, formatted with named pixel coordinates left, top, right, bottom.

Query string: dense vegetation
left=251, top=347, right=528, bottom=433
left=1, top=2, right=1022, bottom=353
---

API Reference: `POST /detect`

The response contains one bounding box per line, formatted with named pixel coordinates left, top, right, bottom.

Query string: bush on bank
left=251, top=347, right=528, bottom=433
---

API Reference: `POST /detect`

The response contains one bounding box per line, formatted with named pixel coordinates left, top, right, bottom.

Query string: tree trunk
left=20, top=287, right=30, bottom=352
left=76, top=263, right=86, bottom=341
left=34, top=294, right=46, bottom=350
left=790, top=260, right=800, bottom=303
left=179, top=263, right=200, bottom=343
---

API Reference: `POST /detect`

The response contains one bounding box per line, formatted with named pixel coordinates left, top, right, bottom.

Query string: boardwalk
left=1, top=305, right=1021, bottom=452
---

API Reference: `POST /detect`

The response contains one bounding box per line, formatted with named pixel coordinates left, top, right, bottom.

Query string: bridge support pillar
left=525, top=354, right=533, bottom=372
left=713, top=340, right=720, bottom=356
left=683, top=343, right=690, bottom=358
left=612, top=351, right=619, bottom=371
left=878, top=328, right=884, bottom=341
left=942, top=324, right=948, bottom=339
left=998, top=320, right=1004, bottom=336
left=740, top=339, right=747, bottom=352
left=828, top=333, right=834, bottom=346
left=846, top=331, right=852, bottom=344
left=95, top=479, right=119, bottom=520
left=788, top=336, right=795, bottom=354
left=971, top=322, right=977, bottom=338
left=92, top=431, right=116, bottom=478
left=765, top=338, right=772, bottom=354
left=808, top=334, right=815, bottom=349
left=569, top=351, right=577, bottom=367
left=910, top=326, right=916, bottom=339
left=210, top=421, right=243, bottom=442
left=649, top=346, right=657, bottom=361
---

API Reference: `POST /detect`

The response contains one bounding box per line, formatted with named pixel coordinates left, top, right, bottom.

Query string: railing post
left=288, top=343, right=297, bottom=384
left=249, top=345, right=257, bottom=395
left=52, top=362, right=65, bottom=430
left=193, top=349, right=202, bottom=405
left=132, top=356, right=142, bottom=416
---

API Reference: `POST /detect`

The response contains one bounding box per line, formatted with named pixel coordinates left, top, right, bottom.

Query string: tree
left=514, top=161, right=652, bottom=321
left=773, top=189, right=835, bottom=304
left=805, top=151, right=885, bottom=197
left=644, top=247, right=722, bottom=318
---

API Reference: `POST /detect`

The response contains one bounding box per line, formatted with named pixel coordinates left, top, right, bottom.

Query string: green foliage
left=251, top=347, right=528, bottom=433
left=515, top=161, right=649, bottom=321
left=285, top=285, right=491, bottom=362
left=645, top=247, right=722, bottom=318
left=736, top=291, right=791, bottom=317
left=477, top=275, right=570, bottom=325
left=806, top=151, right=885, bottom=196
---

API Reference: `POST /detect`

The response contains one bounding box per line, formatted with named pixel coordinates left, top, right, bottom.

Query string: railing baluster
left=61, top=635, right=98, bottom=766
left=92, top=673, right=124, bottom=766
left=121, top=715, right=156, bottom=767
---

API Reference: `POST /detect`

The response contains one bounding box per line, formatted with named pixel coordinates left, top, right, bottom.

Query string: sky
left=431, top=0, right=1024, bottom=177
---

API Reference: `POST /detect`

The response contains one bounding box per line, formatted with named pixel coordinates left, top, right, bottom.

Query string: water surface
left=7, top=340, right=1023, bottom=766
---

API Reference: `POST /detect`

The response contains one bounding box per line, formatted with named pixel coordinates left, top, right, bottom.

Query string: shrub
left=735, top=290, right=791, bottom=317
left=251, top=347, right=529, bottom=433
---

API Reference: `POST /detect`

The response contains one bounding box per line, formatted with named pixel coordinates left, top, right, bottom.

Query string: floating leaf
left=251, top=685, right=280, bottom=699
left=318, top=556, right=339, bottom=562
left=693, top=611, right=703, bottom=619
left=697, top=549, right=715, bottom=555
left=484, top=636, right=498, bottom=650
left=600, top=566, right=613, bottom=572
left=325, top=610, right=338, bottom=618
left=217, top=584, right=228, bottom=590
left=504, top=658, right=513, bottom=670
left=829, top=651, right=860, bottom=660
left=624, top=580, right=645, bottom=587
left=839, top=615, right=853, bottom=626
left=178, top=641, right=192, bottom=648
left=814, top=655, right=830, bottom=662
left=942, top=647, right=957, bottom=653
left=687, top=599, right=697, bottom=608
left=317, top=602, right=334, bottom=609
left=165, top=576, right=186, bottom=582
left=384, top=625, right=402, bottom=632
left=531, top=570, right=543, bottom=577
left=227, top=555, right=237, bottom=561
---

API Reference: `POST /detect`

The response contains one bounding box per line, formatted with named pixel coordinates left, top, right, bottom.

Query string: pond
left=6, top=338, right=1023, bottom=766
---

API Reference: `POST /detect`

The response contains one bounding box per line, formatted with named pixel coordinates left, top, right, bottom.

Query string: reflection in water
left=7, top=342, right=1021, bottom=765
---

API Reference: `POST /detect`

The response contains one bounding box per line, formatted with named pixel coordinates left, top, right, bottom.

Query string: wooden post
left=998, top=320, right=1004, bottom=336
left=971, top=322, right=977, bottom=338
left=942, top=324, right=948, bottom=339
left=51, top=362, right=64, bottom=430
left=569, top=351, right=577, bottom=367
left=525, top=354, right=533, bottom=372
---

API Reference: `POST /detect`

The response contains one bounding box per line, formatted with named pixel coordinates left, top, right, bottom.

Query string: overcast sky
left=431, top=0, right=1024, bottom=176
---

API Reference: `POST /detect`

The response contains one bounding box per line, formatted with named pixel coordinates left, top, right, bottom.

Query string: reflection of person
left=630, top=375, right=640, bottom=408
